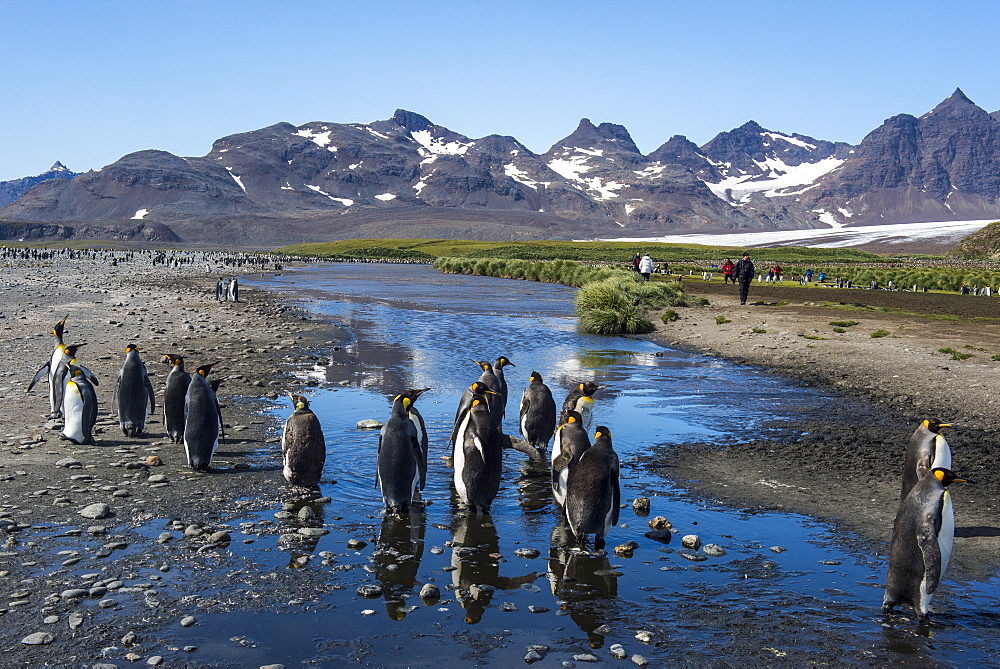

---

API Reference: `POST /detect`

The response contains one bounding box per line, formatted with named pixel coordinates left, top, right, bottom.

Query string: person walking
left=638, top=253, right=654, bottom=282
left=734, top=252, right=755, bottom=305
left=632, top=253, right=641, bottom=273
left=721, top=258, right=736, bottom=284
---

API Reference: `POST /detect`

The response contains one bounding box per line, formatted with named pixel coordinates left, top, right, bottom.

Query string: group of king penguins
left=883, top=419, right=970, bottom=621
left=28, top=316, right=225, bottom=472
left=280, top=357, right=621, bottom=548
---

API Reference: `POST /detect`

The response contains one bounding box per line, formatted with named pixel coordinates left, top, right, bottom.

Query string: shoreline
left=640, top=278, right=1000, bottom=579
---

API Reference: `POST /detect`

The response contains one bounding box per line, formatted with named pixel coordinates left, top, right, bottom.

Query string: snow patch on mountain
left=226, top=168, right=246, bottom=192
left=602, top=219, right=997, bottom=249
left=410, top=130, right=473, bottom=156
left=705, top=156, right=845, bottom=203
left=547, top=155, right=593, bottom=182
left=762, top=131, right=817, bottom=150
left=296, top=128, right=334, bottom=148
left=131, top=209, right=149, bottom=220
left=375, top=193, right=397, bottom=201
left=503, top=164, right=547, bottom=189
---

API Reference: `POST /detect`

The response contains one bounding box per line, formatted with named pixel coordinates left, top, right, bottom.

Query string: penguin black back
left=113, top=343, right=156, bottom=437
left=161, top=354, right=191, bottom=444
left=900, top=419, right=951, bottom=501
left=183, top=363, right=222, bottom=471
left=492, top=356, right=515, bottom=420
left=565, top=426, right=620, bottom=548
left=520, top=371, right=556, bottom=451
left=453, top=391, right=504, bottom=513
left=884, top=467, right=968, bottom=619
left=551, top=410, right=591, bottom=507
left=377, top=392, right=422, bottom=514
left=400, top=388, right=430, bottom=488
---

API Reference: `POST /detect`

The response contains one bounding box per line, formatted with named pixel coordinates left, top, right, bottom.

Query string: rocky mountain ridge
left=3, top=90, right=1000, bottom=245
left=0, top=162, right=78, bottom=208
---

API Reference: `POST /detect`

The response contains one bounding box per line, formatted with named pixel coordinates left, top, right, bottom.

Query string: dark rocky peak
left=392, top=109, right=434, bottom=133
left=992, top=110, right=1000, bottom=123
left=473, top=134, right=534, bottom=156
left=920, top=88, right=993, bottom=123
left=49, top=161, right=71, bottom=172
left=647, top=135, right=704, bottom=163
left=546, top=118, right=640, bottom=155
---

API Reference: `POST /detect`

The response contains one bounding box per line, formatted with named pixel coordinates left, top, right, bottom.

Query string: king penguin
left=451, top=381, right=494, bottom=452
left=282, top=394, right=326, bottom=487
left=401, top=388, right=431, bottom=487
left=900, top=419, right=952, bottom=500
left=61, top=344, right=99, bottom=388
left=883, top=467, right=969, bottom=620
left=453, top=390, right=504, bottom=513
left=183, top=363, right=224, bottom=471
left=473, top=360, right=504, bottom=424
left=377, top=392, right=423, bottom=514
left=491, top=356, right=515, bottom=420
left=61, top=364, right=98, bottom=445
left=519, top=371, right=556, bottom=452
left=27, top=315, right=68, bottom=417
left=112, top=344, right=157, bottom=437
left=550, top=410, right=591, bottom=507
left=161, top=354, right=191, bottom=444
left=559, top=381, right=602, bottom=430
left=564, top=426, right=620, bottom=548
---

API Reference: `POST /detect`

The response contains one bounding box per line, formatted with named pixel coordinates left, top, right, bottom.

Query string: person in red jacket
left=721, top=258, right=736, bottom=284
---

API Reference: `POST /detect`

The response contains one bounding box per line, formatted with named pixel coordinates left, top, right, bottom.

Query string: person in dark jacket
left=734, top=252, right=755, bottom=305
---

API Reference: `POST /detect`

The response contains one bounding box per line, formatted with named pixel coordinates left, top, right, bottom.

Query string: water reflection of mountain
left=372, top=511, right=426, bottom=620
left=548, top=522, right=621, bottom=647
left=449, top=513, right=539, bottom=624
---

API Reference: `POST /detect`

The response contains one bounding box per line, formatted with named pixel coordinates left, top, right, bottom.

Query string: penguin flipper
left=145, top=376, right=156, bottom=413
left=917, top=512, right=943, bottom=594
left=27, top=362, right=49, bottom=392
left=610, top=458, right=621, bottom=527
left=79, top=364, right=99, bottom=386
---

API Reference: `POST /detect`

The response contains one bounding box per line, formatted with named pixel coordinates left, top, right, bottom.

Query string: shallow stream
left=152, top=263, right=1000, bottom=665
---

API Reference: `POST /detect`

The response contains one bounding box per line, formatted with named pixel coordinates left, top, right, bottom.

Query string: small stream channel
left=147, top=263, right=1000, bottom=666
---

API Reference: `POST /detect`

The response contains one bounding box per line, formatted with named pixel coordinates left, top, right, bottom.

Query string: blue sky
left=2, top=0, right=998, bottom=181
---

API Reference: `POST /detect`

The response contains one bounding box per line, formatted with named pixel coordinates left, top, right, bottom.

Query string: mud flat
left=645, top=279, right=1000, bottom=577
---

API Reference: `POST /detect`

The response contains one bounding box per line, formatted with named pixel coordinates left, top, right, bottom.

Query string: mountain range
left=0, top=162, right=77, bottom=208
left=3, top=89, right=1000, bottom=246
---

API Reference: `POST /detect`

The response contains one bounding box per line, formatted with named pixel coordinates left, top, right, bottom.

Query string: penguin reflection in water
left=377, top=390, right=430, bottom=514
left=112, top=344, right=156, bottom=437
left=372, top=510, right=426, bottom=620
left=282, top=394, right=326, bottom=488
left=883, top=467, right=969, bottom=620
left=900, top=419, right=952, bottom=501
left=183, top=364, right=225, bottom=471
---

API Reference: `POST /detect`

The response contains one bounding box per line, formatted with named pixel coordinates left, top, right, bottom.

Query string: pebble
left=527, top=605, right=549, bottom=613
left=513, top=547, right=540, bottom=559
left=648, top=516, right=671, bottom=530
left=147, top=656, right=164, bottom=666
left=347, top=539, right=367, bottom=550
left=99, top=598, right=118, bottom=608
left=609, top=643, right=627, bottom=659
left=145, top=455, right=163, bottom=466
left=43, top=615, right=60, bottom=624
left=147, top=474, right=168, bottom=484
left=644, top=529, right=673, bottom=543
left=500, top=602, right=518, bottom=612
left=297, top=528, right=329, bottom=537
left=297, top=506, right=316, bottom=520
left=181, top=615, right=196, bottom=627
left=419, top=583, right=440, bottom=600
left=208, top=531, right=231, bottom=544
left=703, top=543, right=726, bottom=557
left=631, top=654, right=649, bottom=666
left=681, top=534, right=701, bottom=550
left=21, top=632, right=53, bottom=645
left=770, top=546, right=787, bottom=553
left=69, top=612, right=85, bottom=628
left=79, top=503, right=111, bottom=519
left=56, top=458, right=83, bottom=468
left=635, top=630, right=654, bottom=643
left=525, top=649, right=543, bottom=663
left=680, top=550, right=707, bottom=562
left=614, top=541, right=639, bottom=557
left=357, top=585, right=383, bottom=598
left=573, top=653, right=599, bottom=662
left=356, top=419, right=383, bottom=429
left=632, top=497, right=651, bottom=515
left=61, top=588, right=88, bottom=599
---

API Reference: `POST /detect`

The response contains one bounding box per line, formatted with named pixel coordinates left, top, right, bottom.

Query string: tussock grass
left=870, top=329, right=891, bottom=338
left=829, top=320, right=859, bottom=327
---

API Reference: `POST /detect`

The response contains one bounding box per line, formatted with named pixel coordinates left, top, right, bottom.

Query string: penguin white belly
left=453, top=413, right=472, bottom=505
left=931, top=434, right=952, bottom=471
left=551, top=429, right=563, bottom=467
left=553, top=466, right=569, bottom=507
left=575, top=398, right=594, bottom=429
left=938, top=490, right=955, bottom=577
left=62, top=383, right=85, bottom=443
